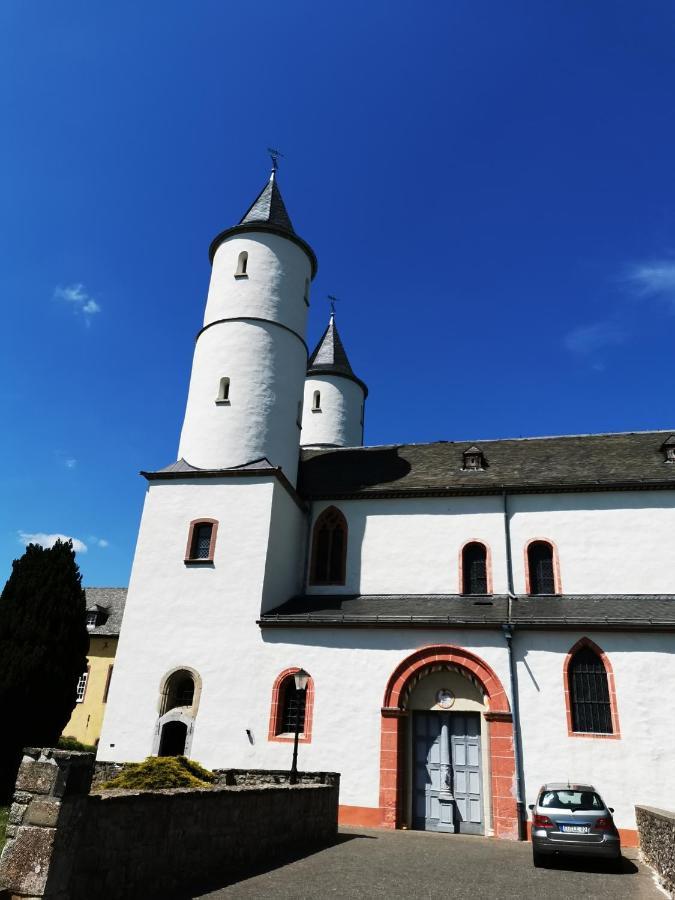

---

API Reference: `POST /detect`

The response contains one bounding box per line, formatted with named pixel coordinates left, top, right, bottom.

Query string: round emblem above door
left=436, top=689, right=455, bottom=709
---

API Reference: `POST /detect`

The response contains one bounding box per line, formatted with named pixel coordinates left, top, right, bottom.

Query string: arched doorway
left=158, top=719, right=188, bottom=756
left=380, top=645, right=519, bottom=839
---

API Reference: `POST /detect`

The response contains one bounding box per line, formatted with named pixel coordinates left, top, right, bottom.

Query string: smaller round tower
left=300, top=314, right=367, bottom=447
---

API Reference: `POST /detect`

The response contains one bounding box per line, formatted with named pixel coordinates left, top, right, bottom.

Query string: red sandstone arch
left=380, top=645, right=519, bottom=839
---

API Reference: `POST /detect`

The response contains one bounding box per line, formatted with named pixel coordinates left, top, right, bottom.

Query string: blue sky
left=2, top=1, right=675, bottom=587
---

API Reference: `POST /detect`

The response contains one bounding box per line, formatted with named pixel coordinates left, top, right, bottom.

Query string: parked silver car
left=529, top=783, right=621, bottom=866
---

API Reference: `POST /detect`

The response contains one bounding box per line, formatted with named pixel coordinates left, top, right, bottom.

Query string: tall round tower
left=177, top=170, right=317, bottom=485
left=300, top=313, right=367, bottom=447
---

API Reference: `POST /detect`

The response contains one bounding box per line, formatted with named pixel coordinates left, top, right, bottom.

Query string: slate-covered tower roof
left=307, top=313, right=368, bottom=395
left=208, top=169, right=317, bottom=275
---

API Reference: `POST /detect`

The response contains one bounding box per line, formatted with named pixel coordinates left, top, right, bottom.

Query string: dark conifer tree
left=0, top=540, right=89, bottom=801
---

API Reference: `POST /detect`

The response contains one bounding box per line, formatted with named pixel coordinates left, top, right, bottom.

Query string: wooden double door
left=412, top=711, right=483, bottom=834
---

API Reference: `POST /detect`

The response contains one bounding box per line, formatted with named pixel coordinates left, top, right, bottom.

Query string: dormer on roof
left=662, top=435, right=675, bottom=463
left=462, top=446, right=485, bottom=471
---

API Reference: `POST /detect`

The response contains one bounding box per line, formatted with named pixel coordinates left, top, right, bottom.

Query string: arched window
left=527, top=540, right=557, bottom=594
left=312, top=390, right=321, bottom=411
left=162, top=670, right=196, bottom=714
left=461, top=542, right=488, bottom=594
left=185, top=519, right=218, bottom=563
left=268, top=668, right=315, bottom=743
left=310, top=507, right=347, bottom=585
left=567, top=645, right=614, bottom=735
left=235, top=251, right=248, bottom=277
left=216, top=377, right=230, bottom=403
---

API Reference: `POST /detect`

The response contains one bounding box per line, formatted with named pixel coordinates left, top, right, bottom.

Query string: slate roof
left=84, top=587, right=127, bottom=636
left=208, top=172, right=318, bottom=276
left=239, top=172, right=295, bottom=234
left=260, top=594, right=675, bottom=630
left=307, top=315, right=368, bottom=395
left=299, top=431, right=675, bottom=498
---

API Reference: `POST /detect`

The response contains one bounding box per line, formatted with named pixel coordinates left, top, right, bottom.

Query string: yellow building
left=62, top=588, right=127, bottom=747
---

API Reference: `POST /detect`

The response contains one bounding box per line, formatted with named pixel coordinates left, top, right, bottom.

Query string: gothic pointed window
left=568, top=646, right=613, bottom=734
left=527, top=540, right=557, bottom=594
left=462, top=542, right=488, bottom=594
left=235, top=251, right=248, bottom=277
left=310, top=506, right=347, bottom=585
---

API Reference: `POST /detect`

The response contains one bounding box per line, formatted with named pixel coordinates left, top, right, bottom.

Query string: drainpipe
left=501, top=490, right=526, bottom=840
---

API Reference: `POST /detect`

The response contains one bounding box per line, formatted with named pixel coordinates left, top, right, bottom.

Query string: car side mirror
left=609, top=807, right=614, bottom=813
left=528, top=804, right=534, bottom=811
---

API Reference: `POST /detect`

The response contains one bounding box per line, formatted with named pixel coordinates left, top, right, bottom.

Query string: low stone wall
left=0, top=750, right=340, bottom=900
left=636, top=805, right=675, bottom=896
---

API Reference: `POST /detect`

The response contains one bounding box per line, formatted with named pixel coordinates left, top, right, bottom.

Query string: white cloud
left=88, top=535, right=110, bottom=548
left=54, top=283, right=102, bottom=318
left=65, top=458, right=77, bottom=469
left=18, top=531, right=88, bottom=553
left=625, top=259, right=675, bottom=310
left=563, top=322, right=625, bottom=354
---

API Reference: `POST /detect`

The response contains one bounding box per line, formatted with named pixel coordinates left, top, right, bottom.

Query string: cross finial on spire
left=327, top=294, right=340, bottom=317
left=267, top=147, right=283, bottom=178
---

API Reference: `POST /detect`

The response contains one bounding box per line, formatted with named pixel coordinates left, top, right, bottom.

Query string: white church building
left=100, top=167, right=675, bottom=845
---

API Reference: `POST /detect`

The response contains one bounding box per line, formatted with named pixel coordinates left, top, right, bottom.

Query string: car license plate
left=561, top=825, right=589, bottom=834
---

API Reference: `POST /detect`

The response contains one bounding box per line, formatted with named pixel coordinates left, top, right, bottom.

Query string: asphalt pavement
left=194, top=826, right=662, bottom=900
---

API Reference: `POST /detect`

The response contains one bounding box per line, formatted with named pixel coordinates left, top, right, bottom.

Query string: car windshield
left=539, top=790, right=603, bottom=811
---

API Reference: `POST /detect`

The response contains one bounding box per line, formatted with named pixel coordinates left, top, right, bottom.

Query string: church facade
left=99, top=169, right=675, bottom=845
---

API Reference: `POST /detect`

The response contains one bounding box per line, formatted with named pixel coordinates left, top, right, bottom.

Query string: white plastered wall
left=178, top=321, right=307, bottom=481
left=306, top=496, right=508, bottom=595
left=305, top=490, right=675, bottom=595
left=508, top=491, right=675, bottom=594
left=515, top=629, right=675, bottom=833
left=301, top=375, right=365, bottom=448
left=177, top=231, right=312, bottom=484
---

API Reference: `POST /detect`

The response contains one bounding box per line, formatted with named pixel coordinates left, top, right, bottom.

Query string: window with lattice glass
left=310, top=507, right=347, bottom=585
left=76, top=670, right=88, bottom=703
left=568, top=647, right=613, bottom=734
left=462, top=543, right=488, bottom=594
left=278, top=678, right=307, bottom=735
left=527, top=541, right=556, bottom=594
left=190, top=523, right=213, bottom=560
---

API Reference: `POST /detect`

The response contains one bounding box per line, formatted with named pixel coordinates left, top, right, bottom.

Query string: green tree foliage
left=0, top=540, right=89, bottom=802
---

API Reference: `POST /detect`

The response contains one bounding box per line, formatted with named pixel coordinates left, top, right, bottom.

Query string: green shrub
left=100, top=756, right=215, bottom=791
left=58, top=736, right=97, bottom=753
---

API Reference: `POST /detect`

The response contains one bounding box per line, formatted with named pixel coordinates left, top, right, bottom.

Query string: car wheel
left=532, top=849, right=546, bottom=868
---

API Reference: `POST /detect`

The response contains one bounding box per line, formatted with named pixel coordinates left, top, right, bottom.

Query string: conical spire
left=239, top=170, right=295, bottom=234
left=209, top=167, right=317, bottom=275
left=307, top=314, right=368, bottom=394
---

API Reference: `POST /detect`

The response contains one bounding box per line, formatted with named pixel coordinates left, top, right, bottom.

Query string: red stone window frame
left=268, top=667, right=315, bottom=744
left=563, top=637, right=621, bottom=740
left=458, top=539, right=493, bottom=595
left=523, top=537, right=562, bottom=595
left=309, top=506, right=348, bottom=586
left=184, top=518, right=219, bottom=564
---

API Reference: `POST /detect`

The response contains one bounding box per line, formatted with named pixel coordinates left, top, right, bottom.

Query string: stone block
left=15, top=762, right=59, bottom=796
left=25, top=800, right=60, bottom=828
left=8, top=803, right=28, bottom=826
left=0, top=826, right=54, bottom=895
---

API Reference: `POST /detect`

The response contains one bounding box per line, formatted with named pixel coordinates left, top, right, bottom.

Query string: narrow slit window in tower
left=235, top=251, right=248, bottom=277
left=216, top=377, right=230, bottom=403
left=313, top=390, right=321, bottom=411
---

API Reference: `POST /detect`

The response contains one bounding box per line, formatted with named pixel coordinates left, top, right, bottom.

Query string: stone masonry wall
left=0, top=750, right=340, bottom=900
left=636, top=805, right=675, bottom=897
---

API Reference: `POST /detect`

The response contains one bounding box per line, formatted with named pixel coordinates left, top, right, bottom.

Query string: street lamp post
left=289, top=669, right=310, bottom=785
